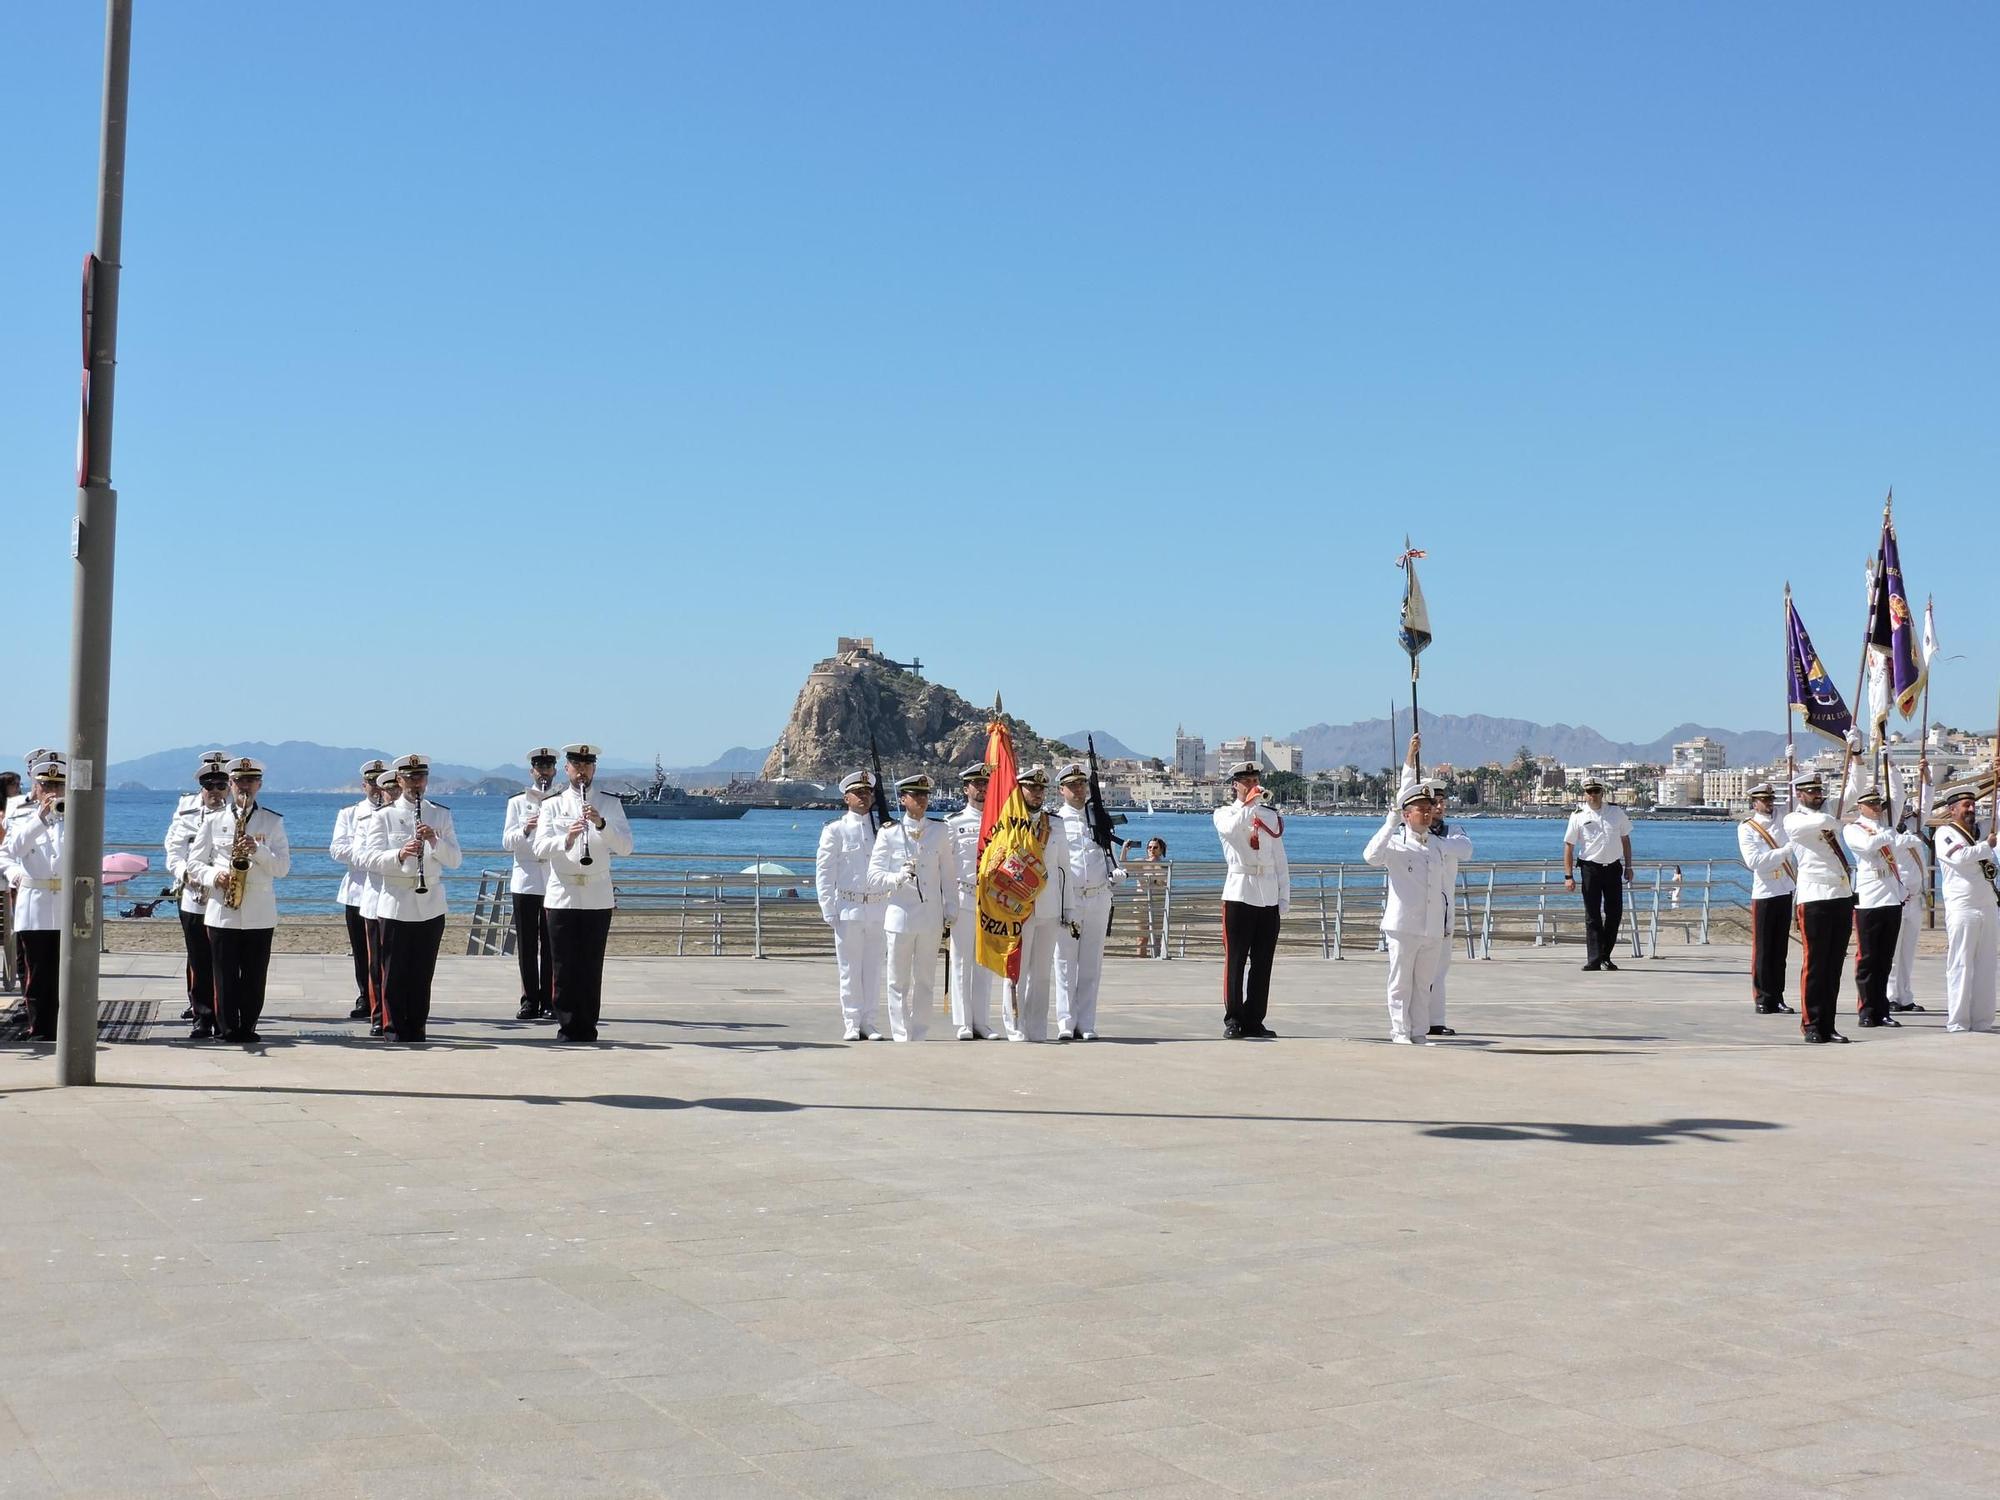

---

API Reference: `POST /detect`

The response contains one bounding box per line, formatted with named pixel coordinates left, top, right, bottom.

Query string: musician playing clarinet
left=360, top=754, right=460, bottom=1044
left=531, top=743, right=633, bottom=1043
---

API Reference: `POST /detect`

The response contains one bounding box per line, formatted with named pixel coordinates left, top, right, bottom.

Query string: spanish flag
left=974, top=703, right=1049, bottom=982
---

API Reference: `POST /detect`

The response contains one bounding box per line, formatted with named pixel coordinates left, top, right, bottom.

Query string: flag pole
left=1784, top=583, right=1796, bottom=812
left=1838, top=497, right=1890, bottom=820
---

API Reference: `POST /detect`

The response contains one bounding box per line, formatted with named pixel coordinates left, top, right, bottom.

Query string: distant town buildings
left=1671, top=736, right=1726, bottom=773
left=1173, top=726, right=1206, bottom=779
left=1260, top=738, right=1304, bottom=774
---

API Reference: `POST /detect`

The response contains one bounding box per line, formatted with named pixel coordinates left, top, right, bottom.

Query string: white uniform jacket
left=328, top=797, right=375, bottom=908
left=1737, top=812, right=1797, bottom=900
left=1055, top=803, right=1125, bottom=908
left=817, top=811, right=886, bottom=923
left=1843, top=815, right=1908, bottom=910
left=1783, top=808, right=1856, bottom=905
left=1891, top=829, right=1927, bottom=898
left=530, top=784, right=633, bottom=910
left=188, top=803, right=290, bottom=930
left=502, top=787, right=553, bottom=896
left=1, top=808, right=65, bottom=931
left=866, top=815, right=958, bottom=933
left=1363, top=809, right=1448, bottom=940
left=946, top=805, right=983, bottom=902
left=165, top=793, right=217, bottom=917
left=1397, top=767, right=1471, bottom=930
left=0, top=803, right=35, bottom=894
left=1021, top=810, right=1075, bottom=927
left=1935, top=822, right=2000, bottom=917
left=360, top=796, right=460, bottom=922
left=1214, top=799, right=1290, bottom=914
left=353, top=805, right=385, bottom=919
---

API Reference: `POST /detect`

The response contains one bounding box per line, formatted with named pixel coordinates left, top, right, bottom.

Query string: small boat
left=614, top=759, right=748, bottom=820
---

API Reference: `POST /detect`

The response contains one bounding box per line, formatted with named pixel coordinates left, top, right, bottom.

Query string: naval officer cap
left=1015, top=764, right=1050, bottom=788
left=527, top=745, right=558, bottom=764
left=374, top=769, right=402, bottom=790
left=358, top=757, right=387, bottom=778
left=1399, top=782, right=1436, bottom=808
left=839, top=770, right=875, bottom=795
left=1942, top=780, right=1982, bottom=803
left=563, top=743, right=602, bottom=762
left=1792, top=771, right=1825, bottom=793
left=225, top=756, right=264, bottom=778
left=1745, top=781, right=1776, bottom=801
left=393, top=754, right=429, bottom=775
left=1855, top=786, right=1888, bottom=807
left=1056, top=762, right=1089, bottom=786
left=1580, top=776, right=1606, bottom=793
left=197, top=752, right=233, bottom=781
left=895, top=773, right=933, bottom=795
left=1228, top=760, right=1261, bottom=780
left=958, top=760, right=991, bottom=782
left=31, top=756, right=67, bottom=782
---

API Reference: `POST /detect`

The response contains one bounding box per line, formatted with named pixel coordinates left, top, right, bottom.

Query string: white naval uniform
left=165, top=794, right=217, bottom=919
left=502, top=787, right=553, bottom=896
left=188, top=803, right=292, bottom=930
left=866, top=814, right=957, bottom=1041
left=1737, top=812, right=1798, bottom=901
left=1934, top=820, right=2000, bottom=1033
left=1363, top=806, right=1448, bottom=1042
left=817, top=809, right=887, bottom=1036
left=1399, top=767, right=1471, bottom=1027
left=352, top=803, right=385, bottom=921
left=530, top=784, right=635, bottom=910
left=1002, top=809, right=1073, bottom=1042
left=1, top=807, right=64, bottom=933
left=1052, top=801, right=1124, bottom=1038
left=1887, top=829, right=1926, bottom=1009
left=359, top=796, right=462, bottom=922
left=329, top=797, right=375, bottom=908
left=1843, top=815, right=1907, bottom=912
left=945, top=803, right=993, bottom=1035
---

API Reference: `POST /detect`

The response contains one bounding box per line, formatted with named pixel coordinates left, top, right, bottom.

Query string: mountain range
left=1057, top=731, right=1151, bottom=762
left=1283, top=713, right=1790, bottom=773
left=107, top=741, right=651, bottom=793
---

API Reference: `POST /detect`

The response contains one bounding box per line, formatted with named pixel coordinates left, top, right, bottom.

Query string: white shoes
left=864, top=1030, right=884, bottom=1042
left=1080, top=1030, right=1098, bottom=1041
left=842, top=1026, right=863, bottom=1041
left=956, top=1026, right=975, bottom=1041
left=1391, top=1034, right=1414, bottom=1045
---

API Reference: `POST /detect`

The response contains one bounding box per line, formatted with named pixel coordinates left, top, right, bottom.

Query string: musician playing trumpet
left=1, top=755, right=71, bottom=1040
left=360, top=754, right=461, bottom=1044
left=188, top=757, right=290, bottom=1044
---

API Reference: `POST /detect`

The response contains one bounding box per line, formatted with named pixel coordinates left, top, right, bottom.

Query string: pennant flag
left=1787, top=592, right=1854, bottom=745
left=1396, top=540, right=1431, bottom=678
left=1922, top=596, right=1938, bottom=668
left=975, top=704, right=1051, bottom=984
left=1868, top=501, right=1925, bottom=719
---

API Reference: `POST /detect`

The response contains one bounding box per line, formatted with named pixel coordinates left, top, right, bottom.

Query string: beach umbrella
left=740, top=862, right=795, bottom=876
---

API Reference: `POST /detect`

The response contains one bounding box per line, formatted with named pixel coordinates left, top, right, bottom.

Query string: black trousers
left=512, top=892, right=552, bottom=1011
left=1750, top=894, right=1793, bottom=1011
left=342, top=903, right=370, bottom=1007
left=1222, top=900, right=1281, bottom=1029
left=180, top=908, right=217, bottom=1027
left=1579, top=860, right=1624, bottom=964
left=1853, top=903, right=1901, bottom=1022
left=549, top=907, right=614, bottom=1040
left=1796, top=895, right=1854, bottom=1038
left=382, top=915, right=445, bottom=1042
left=208, top=926, right=274, bottom=1038
left=365, top=917, right=388, bottom=1023
left=18, top=930, right=60, bottom=1039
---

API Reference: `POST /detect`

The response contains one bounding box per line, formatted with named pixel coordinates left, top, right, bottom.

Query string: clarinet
left=413, top=790, right=428, bottom=895
left=578, top=770, right=593, bottom=867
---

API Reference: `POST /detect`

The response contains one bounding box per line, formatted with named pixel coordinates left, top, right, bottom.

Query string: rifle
left=1085, top=736, right=1117, bottom=857
left=867, top=732, right=894, bottom=833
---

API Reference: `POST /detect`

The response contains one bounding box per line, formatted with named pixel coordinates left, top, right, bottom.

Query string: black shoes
left=1582, top=962, right=1601, bottom=972
left=1891, top=1002, right=1925, bottom=1013
left=188, top=1025, right=215, bottom=1042
left=368, top=1020, right=384, bottom=1037
left=1858, top=1017, right=1883, bottom=1028
left=1775, top=1001, right=1797, bottom=1013
left=1880, top=1015, right=1902, bottom=1027
left=240, top=1032, right=261, bottom=1045
left=1601, top=959, right=1620, bottom=972
left=1828, top=1031, right=1850, bottom=1043
left=1427, top=1025, right=1455, bottom=1036
left=1223, top=1022, right=1245, bottom=1039
left=348, top=1001, right=371, bottom=1020
left=515, top=1001, right=539, bottom=1021
left=1251, top=1025, right=1278, bottom=1038
left=181, top=1006, right=195, bottom=1020
left=1755, top=1003, right=1783, bottom=1014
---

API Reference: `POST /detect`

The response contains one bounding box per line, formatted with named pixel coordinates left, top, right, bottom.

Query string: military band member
left=329, top=758, right=388, bottom=1021
left=188, top=757, right=290, bottom=1044
left=2, top=757, right=69, bottom=1039
left=503, top=747, right=560, bottom=1022
left=866, top=773, right=956, bottom=1041
left=1052, top=762, right=1123, bottom=1041
left=1737, top=781, right=1798, bottom=1015
left=530, top=744, right=633, bottom=1043
left=816, top=771, right=888, bottom=1041
left=1001, top=765, right=1074, bottom=1043
left=2, top=750, right=53, bottom=990
left=1933, top=782, right=1999, bottom=1034
left=165, top=753, right=231, bottom=1036
left=1783, top=755, right=1861, bottom=1043
left=1887, top=809, right=1928, bottom=1014
left=1844, top=786, right=1908, bottom=1028
left=360, top=754, right=460, bottom=1043
left=945, top=762, right=995, bottom=1039
left=1214, top=760, right=1288, bottom=1039
left=1399, top=738, right=1471, bottom=1036
left=359, top=768, right=399, bottom=1034
left=1562, top=778, right=1634, bottom=971
left=1365, top=777, right=1448, bottom=1043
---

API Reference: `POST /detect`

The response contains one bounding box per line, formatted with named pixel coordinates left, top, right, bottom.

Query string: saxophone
left=223, top=791, right=257, bottom=909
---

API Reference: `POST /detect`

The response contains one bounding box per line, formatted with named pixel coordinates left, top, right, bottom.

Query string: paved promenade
left=4, top=944, right=1998, bottom=1498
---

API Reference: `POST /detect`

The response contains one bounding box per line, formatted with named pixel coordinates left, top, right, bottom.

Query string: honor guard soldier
left=816, top=771, right=889, bottom=1040
left=1737, top=782, right=1798, bottom=1015
left=945, top=762, right=996, bottom=1039
left=1562, top=778, right=1634, bottom=970
left=1052, top=762, right=1123, bottom=1041
left=503, top=748, right=560, bottom=1021
left=165, top=753, right=231, bottom=1035
left=187, top=757, right=290, bottom=1043
left=360, top=754, right=460, bottom=1043
left=1399, top=737, right=1470, bottom=1036
left=866, top=773, right=957, bottom=1041
left=1214, top=760, right=1288, bottom=1039
left=329, top=758, right=388, bottom=1021
left=530, top=744, right=632, bottom=1042
left=2, top=756, right=69, bottom=1039
left=1844, top=786, right=1909, bottom=1028
left=1001, top=765, right=1074, bottom=1043
left=358, top=768, right=399, bottom=1033
left=1783, top=749, right=1861, bottom=1042
left=1365, top=775, right=1449, bottom=1043
left=1887, top=808, right=1929, bottom=1014
left=1933, top=782, right=1999, bottom=1033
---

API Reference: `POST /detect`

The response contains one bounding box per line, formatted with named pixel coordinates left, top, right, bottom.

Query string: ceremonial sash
left=1743, top=817, right=1795, bottom=884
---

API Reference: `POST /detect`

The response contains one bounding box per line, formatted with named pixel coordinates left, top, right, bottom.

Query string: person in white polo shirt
left=816, top=770, right=889, bottom=1041
left=329, top=758, right=388, bottom=1022
left=503, top=747, right=560, bottom=1022
left=531, top=743, right=633, bottom=1043
left=1933, top=781, right=1999, bottom=1033
left=188, top=757, right=290, bottom=1044
left=1562, top=778, right=1634, bottom=971
left=1736, top=781, right=1798, bottom=1016
left=361, top=754, right=460, bottom=1044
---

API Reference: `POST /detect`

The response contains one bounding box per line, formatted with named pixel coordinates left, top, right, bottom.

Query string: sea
left=97, top=791, right=1749, bottom=916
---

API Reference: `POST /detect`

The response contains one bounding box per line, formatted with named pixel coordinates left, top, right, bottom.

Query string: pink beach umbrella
left=102, top=852, right=150, bottom=887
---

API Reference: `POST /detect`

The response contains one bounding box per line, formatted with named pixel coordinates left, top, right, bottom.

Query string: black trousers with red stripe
left=1796, top=895, right=1854, bottom=1037
left=365, top=917, right=388, bottom=1023
left=1853, top=903, right=1901, bottom=1023
left=1222, top=900, right=1281, bottom=1030
left=1750, top=894, right=1793, bottom=1010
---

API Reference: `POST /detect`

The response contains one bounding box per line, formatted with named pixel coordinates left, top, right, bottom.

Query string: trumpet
left=223, top=790, right=257, bottom=909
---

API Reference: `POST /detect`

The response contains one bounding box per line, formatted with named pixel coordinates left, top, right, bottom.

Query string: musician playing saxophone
left=359, top=754, right=461, bottom=1044
left=187, top=757, right=289, bottom=1044
left=1781, top=737, right=1864, bottom=1045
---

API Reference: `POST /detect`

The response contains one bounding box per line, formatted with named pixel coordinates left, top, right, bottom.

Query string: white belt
left=383, top=874, right=428, bottom=887
left=24, top=878, right=60, bottom=892
left=836, top=889, right=883, bottom=903
left=564, top=872, right=595, bottom=885
left=1080, top=882, right=1110, bottom=897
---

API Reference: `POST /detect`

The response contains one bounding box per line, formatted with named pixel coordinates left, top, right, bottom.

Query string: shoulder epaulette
left=260, top=806, right=283, bottom=819
left=428, top=801, right=450, bottom=811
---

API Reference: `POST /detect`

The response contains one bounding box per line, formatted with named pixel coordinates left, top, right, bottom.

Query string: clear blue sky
left=5, top=2, right=1996, bottom=767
